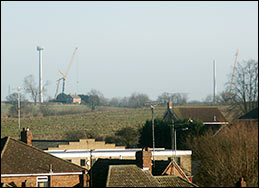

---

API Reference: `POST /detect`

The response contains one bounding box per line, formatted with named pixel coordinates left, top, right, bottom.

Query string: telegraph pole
left=17, top=87, right=21, bottom=130
left=151, top=105, right=155, bottom=167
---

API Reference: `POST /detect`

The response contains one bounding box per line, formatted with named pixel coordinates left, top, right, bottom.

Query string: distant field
left=1, top=103, right=238, bottom=140
left=1, top=104, right=165, bottom=140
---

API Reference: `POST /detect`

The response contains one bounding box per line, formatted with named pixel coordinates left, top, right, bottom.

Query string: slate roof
left=239, top=107, right=258, bottom=119
left=106, top=165, right=160, bottom=187
left=1, top=137, right=85, bottom=175
left=155, top=176, right=197, bottom=187
left=89, top=159, right=196, bottom=187
left=89, top=159, right=136, bottom=187
left=164, top=106, right=228, bottom=123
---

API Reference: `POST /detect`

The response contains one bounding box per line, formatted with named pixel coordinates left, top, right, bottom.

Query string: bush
left=139, top=118, right=205, bottom=149
left=115, top=127, right=139, bottom=147
left=104, top=127, right=140, bottom=148
left=39, top=103, right=54, bottom=116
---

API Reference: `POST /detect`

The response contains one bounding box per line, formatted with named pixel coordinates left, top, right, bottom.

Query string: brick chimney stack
left=236, top=177, right=247, bottom=187
left=21, top=127, right=32, bottom=146
left=240, top=177, right=247, bottom=187
left=136, top=147, right=152, bottom=173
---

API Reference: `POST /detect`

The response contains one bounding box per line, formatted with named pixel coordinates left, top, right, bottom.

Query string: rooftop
left=1, top=137, right=85, bottom=175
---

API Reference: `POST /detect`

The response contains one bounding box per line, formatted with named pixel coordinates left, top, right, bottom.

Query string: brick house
left=89, top=148, right=197, bottom=187
left=1, top=128, right=89, bottom=187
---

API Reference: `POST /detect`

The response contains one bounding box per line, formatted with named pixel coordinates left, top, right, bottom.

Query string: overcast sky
left=1, top=1, right=258, bottom=102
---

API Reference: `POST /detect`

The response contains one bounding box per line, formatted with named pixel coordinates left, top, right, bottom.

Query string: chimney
left=240, top=177, right=247, bottom=187
left=136, top=147, right=152, bottom=173
left=236, top=177, right=247, bottom=187
left=21, top=128, right=32, bottom=146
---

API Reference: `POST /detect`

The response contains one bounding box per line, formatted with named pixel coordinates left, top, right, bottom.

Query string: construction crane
left=54, top=47, right=78, bottom=99
left=229, top=48, right=239, bottom=95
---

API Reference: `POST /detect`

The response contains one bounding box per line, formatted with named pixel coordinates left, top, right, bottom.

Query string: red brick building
left=1, top=129, right=89, bottom=187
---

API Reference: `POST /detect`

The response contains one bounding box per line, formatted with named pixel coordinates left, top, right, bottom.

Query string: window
left=37, top=176, right=49, bottom=187
left=80, top=159, right=86, bottom=166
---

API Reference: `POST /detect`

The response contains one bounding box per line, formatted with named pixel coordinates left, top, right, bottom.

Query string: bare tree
left=23, top=75, right=38, bottom=105
left=23, top=75, right=49, bottom=104
left=187, top=121, right=258, bottom=187
left=227, top=59, right=258, bottom=114
left=157, top=92, right=188, bottom=105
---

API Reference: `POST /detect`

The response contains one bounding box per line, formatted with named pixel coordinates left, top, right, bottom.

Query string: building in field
left=1, top=128, right=89, bottom=187
left=70, top=94, right=82, bottom=104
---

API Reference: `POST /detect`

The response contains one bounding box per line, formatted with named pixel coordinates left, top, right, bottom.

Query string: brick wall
left=1, top=174, right=88, bottom=187
left=50, top=174, right=81, bottom=187
left=180, top=155, right=192, bottom=175
left=1, top=176, right=36, bottom=187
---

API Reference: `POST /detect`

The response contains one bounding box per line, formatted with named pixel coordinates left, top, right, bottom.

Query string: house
left=89, top=148, right=197, bottom=187
left=163, top=98, right=229, bottom=132
left=70, top=94, right=82, bottom=104
left=1, top=128, right=89, bottom=187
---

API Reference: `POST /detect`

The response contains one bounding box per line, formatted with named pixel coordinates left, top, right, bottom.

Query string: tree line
left=4, top=59, right=258, bottom=117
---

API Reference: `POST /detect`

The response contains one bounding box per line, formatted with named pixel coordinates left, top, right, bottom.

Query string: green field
left=1, top=103, right=238, bottom=140
left=1, top=104, right=165, bottom=140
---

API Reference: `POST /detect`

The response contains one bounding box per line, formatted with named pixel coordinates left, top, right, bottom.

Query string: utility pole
left=151, top=105, right=155, bottom=167
left=213, top=60, right=217, bottom=104
left=17, top=87, right=21, bottom=130
left=171, top=118, right=175, bottom=175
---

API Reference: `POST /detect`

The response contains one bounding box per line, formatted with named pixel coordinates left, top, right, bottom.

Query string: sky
left=1, top=1, right=258, bottom=102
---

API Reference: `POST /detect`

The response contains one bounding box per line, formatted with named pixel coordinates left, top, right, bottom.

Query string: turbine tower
left=213, top=59, right=217, bottom=104
left=37, top=46, right=44, bottom=104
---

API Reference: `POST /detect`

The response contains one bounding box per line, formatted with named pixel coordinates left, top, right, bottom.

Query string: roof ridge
left=8, top=137, right=85, bottom=172
left=176, top=176, right=198, bottom=187
left=1, top=136, right=10, bottom=159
